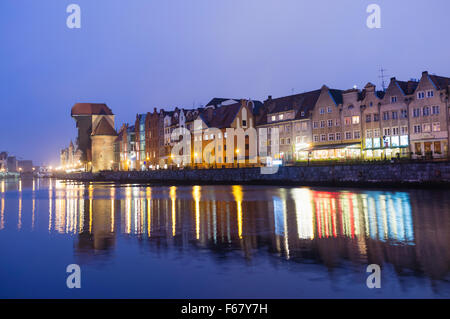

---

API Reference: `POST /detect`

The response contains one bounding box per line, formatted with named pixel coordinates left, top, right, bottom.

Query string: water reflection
left=0, top=178, right=449, bottom=286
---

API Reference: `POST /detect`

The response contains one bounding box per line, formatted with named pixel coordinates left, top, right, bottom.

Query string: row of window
left=270, top=112, right=304, bottom=122
left=416, top=90, right=434, bottom=99
left=413, top=106, right=440, bottom=117
left=313, top=131, right=361, bottom=142
left=413, top=122, right=441, bottom=133
left=382, top=110, right=408, bottom=121
left=319, top=106, right=334, bottom=115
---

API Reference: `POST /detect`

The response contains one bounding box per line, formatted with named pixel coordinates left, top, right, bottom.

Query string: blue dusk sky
left=0, top=0, right=449, bottom=165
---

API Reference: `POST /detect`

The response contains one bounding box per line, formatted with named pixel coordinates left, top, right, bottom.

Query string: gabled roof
left=71, top=103, right=113, bottom=116
left=328, top=89, right=343, bottom=105
left=396, top=80, right=419, bottom=95
left=92, top=118, right=117, bottom=136
left=429, top=74, right=450, bottom=90
left=200, top=102, right=242, bottom=128
left=257, top=90, right=321, bottom=125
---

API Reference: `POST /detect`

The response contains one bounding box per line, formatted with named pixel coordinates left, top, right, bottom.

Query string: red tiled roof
left=71, top=103, right=113, bottom=116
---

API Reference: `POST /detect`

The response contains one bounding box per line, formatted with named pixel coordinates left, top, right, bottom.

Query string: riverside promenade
left=53, top=161, right=450, bottom=188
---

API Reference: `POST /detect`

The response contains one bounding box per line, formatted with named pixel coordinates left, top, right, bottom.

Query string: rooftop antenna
left=379, top=67, right=388, bottom=91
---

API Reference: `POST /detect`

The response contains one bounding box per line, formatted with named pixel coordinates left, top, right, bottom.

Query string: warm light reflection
left=193, top=186, right=201, bottom=239
left=146, top=187, right=152, bottom=237
left=232, top=185, right=243, bottom=239
left=1, top=181, right=419, bottom=264
left=292, top=188, right=314, bottom=239
left=170, top=186, right=176, bottom=236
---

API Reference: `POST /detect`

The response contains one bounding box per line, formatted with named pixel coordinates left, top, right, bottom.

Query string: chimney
left=422, top=71, right=429, bottom=77
left=390, top=77, right=396, bottom=81
left=154, top=107, right=157, bottom=113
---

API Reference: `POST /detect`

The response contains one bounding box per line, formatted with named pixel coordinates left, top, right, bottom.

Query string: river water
left=0, top=178, right=449, bottom=298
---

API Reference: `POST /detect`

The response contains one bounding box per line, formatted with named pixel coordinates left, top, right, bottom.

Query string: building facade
left=409, top=71, right=450, bottom=159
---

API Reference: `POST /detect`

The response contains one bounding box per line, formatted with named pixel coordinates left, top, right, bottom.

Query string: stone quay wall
left=53, top=161, right=450, bottom=187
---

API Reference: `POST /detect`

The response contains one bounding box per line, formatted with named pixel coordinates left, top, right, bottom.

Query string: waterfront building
left=71, top=103, right=116, bottom=170
left=145, top=108, right=163, bottom=168
left=379, top=77, right=418, bottom=159
left=409, top=71, right=450, bottom=159
left=17, top=160, right=33, bottom=173
left=0, top=152, right=8, bottom=171
left=310, top=86, right=361, bottom=160
left=6, top=156, right=18, bottom=172
left=60, top=140, right=82, bottom=169
left=188, top=99, right=258, bottom=168
left=134, top=113, right=147, bottom=170
left=360, top=83, right=385, bottom=160
left=258, top=90, right=321, bottom=163
left=91, top=117, right=118, bottom=172
left=126, top=125, right=137, bottom=170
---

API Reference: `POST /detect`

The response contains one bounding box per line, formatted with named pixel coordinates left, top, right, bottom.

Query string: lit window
left=271, top=115, right=276, bottom=121
left=279, top=114, right=284, bottom=120
left=391, top=136, right=400, bottom=147
left=352, top=116, right=360, bottom=124
left=433, top=122, right=440, bottom=132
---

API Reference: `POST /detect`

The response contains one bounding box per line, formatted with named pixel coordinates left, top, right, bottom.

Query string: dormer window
left=391, top=96, right=398, bottom=103
left=417, top=91, right=425, bottom=99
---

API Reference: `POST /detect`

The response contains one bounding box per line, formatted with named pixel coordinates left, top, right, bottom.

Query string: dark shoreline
left=53, top=161, right=450, bottom=190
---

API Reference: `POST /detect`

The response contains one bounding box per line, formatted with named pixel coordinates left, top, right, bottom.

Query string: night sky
left=1, top=0, right=449, bottom=165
